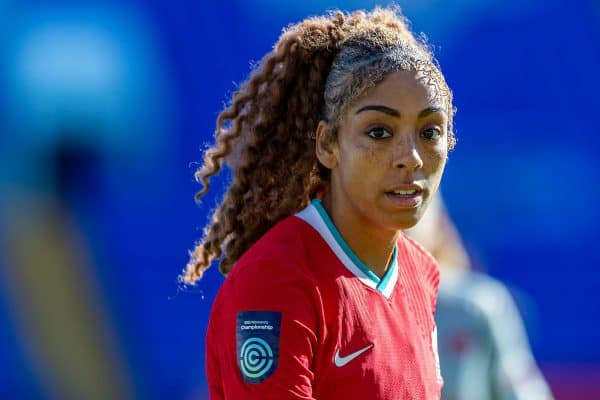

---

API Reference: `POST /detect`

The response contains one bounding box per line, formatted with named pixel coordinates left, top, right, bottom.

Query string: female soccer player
left=184, top=7, right=456, bottom=399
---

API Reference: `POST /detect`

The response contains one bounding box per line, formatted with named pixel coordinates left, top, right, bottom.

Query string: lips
left=384, top=183, right=425, bottom=208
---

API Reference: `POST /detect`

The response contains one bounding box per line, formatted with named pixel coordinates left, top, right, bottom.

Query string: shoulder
left=213, top=215, right=321, bottom=313
left=232, top=215, right=318, bottom=280
left=442, top=270, right=519, bottom=320
left=399, top=231, right=440, bottom=288
left=466, top=272, right=519, bottom=316
left=398, top=231, right=441, bottom=312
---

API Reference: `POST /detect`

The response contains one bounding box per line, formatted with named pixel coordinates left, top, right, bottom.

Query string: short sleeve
left=205, top=258, right=320, bottom=400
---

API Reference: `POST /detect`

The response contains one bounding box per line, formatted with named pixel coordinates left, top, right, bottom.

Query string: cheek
left=355, top=134, right=397, bottom=165
left=360, top=145, right=384, bottom=166
left=422, top=143, right=448, bottom=173
left=342, top=138, right=384, bottom=170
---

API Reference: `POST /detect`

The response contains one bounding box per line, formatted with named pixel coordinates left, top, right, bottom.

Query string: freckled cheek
left=345, top=140, right=385, bottom=166
left=358, top=140, right=395, bottom=165
left=421, top=146, right=447, bottom=174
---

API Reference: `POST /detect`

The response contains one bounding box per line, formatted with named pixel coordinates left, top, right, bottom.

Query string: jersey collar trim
left=295, top=199, right=398, bottom=298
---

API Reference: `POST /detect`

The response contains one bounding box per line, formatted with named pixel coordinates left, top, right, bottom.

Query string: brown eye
left=367, top=127, right=392, bottom=139
left=420, top=127, right=441, bottom=141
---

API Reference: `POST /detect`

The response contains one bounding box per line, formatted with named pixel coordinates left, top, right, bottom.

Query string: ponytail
left=183, top=12, right=347, bottom=283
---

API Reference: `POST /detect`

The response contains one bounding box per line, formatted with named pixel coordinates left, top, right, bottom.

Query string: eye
left=420, top=126, right=442, bottom=141
left=367, top=126, right=392, bottom=139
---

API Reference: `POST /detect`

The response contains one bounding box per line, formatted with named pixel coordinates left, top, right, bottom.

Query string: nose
left=393, top=137, right=423, bottom=171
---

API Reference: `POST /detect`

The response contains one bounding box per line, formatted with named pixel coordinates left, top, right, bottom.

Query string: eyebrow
left=355, top=104, right=447, bottom=119
left=418, top=106, right=447, bottom=119
left=355, top=104, right=400, bottom=117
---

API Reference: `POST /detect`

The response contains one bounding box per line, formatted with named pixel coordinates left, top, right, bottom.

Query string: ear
left=315, top=120, right=338, bottom=169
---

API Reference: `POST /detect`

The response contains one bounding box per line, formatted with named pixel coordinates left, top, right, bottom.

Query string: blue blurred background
left=1, top=0, right=599, bottom=399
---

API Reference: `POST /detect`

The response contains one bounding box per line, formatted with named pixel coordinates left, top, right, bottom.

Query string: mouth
left=388, top=188, right=421, bottom=196
left=384, top=184, right=425, bottom=209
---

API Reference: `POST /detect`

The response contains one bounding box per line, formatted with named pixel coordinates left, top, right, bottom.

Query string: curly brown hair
left=183, top=7, right=455, bottom=284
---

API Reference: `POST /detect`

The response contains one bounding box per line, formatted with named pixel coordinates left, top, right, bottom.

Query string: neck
left=320, top=194, right=399, bottom=279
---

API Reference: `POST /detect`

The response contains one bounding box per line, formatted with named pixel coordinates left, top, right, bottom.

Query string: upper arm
left=205, top=259, right=319, bottom=400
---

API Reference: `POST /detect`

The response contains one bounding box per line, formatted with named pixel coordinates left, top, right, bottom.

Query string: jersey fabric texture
left=435, top=268, right=554, bottom=400
left=206, top=199, right=442, bottom=399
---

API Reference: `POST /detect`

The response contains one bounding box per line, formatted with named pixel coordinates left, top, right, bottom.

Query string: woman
left=184, top=7, right=456, bottom=399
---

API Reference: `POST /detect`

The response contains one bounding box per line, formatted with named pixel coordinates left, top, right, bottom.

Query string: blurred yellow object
left=1, top=190, right=134, bottom=400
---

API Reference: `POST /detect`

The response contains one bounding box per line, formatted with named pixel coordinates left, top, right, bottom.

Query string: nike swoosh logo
left=334, top=344, right=374, bottom=367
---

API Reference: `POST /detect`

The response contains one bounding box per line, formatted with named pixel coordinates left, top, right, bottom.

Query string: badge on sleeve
left=236, top=311, right=281, bottom=383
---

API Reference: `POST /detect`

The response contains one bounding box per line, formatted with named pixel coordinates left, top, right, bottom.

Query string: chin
left=387, top=212, right=422, bottom=231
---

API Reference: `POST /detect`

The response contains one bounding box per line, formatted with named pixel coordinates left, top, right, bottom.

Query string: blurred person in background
left=406, top=193, right=554, bottom=400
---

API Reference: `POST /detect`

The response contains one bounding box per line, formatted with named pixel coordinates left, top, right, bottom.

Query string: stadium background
left=1, top=0, right=599, bottom=398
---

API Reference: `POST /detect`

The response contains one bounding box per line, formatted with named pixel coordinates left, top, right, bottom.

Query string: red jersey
left=206, top=199, right=442, bottom=399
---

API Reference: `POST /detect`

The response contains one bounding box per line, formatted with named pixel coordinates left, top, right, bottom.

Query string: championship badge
left=236, top=311, right=281, bottom=383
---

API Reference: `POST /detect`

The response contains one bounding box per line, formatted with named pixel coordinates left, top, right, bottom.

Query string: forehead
left=351, top=69, right=446, bottom=112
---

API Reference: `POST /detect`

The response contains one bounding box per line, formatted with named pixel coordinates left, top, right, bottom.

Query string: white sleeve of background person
left=473, top=276, right=554, bottom=400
